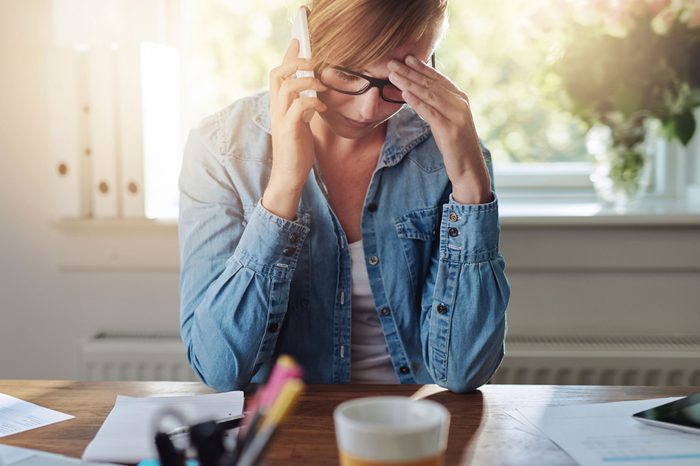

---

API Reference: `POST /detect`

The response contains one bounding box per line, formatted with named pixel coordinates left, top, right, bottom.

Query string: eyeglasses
left=318, top=54, right=436, bottom=104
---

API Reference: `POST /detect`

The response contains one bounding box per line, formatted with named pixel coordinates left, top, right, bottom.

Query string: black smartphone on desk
left=633, top=392, right=700, bottom=435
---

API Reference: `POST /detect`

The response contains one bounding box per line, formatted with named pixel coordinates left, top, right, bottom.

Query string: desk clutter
left=4, top=376, right=700, bottom=466
left=77, top=355, right=304, bottom=466
left=0, top=356, right=303, bottom=466
left=507, top=397, right=700, bottom=466
left=145, top=355, right=304, bottom=466
left=82, top=391, right=244, bottom=463
left=0, top=393, right=74, bottom=438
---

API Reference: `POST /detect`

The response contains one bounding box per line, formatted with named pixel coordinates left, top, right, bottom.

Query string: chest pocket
left=393, top=206, right=441, bottom=290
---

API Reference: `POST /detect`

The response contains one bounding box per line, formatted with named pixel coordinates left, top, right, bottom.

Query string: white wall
left=0, top=0, right=179, bottom=379
left=1, top=1, right=698, bottom=381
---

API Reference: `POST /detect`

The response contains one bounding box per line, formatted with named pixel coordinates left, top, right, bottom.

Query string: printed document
left=82, top=391, right=244, bottom=464
left=510, top=397, right=700, bottom=466
left=0, top=393, right=74, bottom=438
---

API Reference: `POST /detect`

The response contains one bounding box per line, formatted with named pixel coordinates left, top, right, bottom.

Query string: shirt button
left=399, top=366, right=410, bottom=375
left=367, top=203, right=378, bottom=212
left=289, top=233, right=299, bottom=243
left=267, top=322, right=279, bottom=332
left=448, top=212, right=459, bottom=222
left=380, top=307, right=391, bottom=316
left=436, top=303, right=448, bottom=314
left=448, top=227, right=459, bottom=237
left=368, top=255, right=379, bottom=266
left=282, top=247, right=296, bottom=257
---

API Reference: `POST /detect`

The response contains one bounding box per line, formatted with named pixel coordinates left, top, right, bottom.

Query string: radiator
left=79, top=333, right=700, bottom=385
left=492, top=335, right=700, bottom=385
left=78, top=333, right=198, bottom=381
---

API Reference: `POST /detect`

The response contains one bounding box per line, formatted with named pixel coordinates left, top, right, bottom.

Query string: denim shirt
left=179, top=92, right=510, bottom=393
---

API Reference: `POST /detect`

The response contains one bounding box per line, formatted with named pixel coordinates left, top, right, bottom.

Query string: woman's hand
left=263, top=39, right=328, bottom=220
left=388, top=56, right=492, bottom=204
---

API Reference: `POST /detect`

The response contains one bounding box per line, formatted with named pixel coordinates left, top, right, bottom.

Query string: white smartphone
left=291, top=6, right=316, bottom=99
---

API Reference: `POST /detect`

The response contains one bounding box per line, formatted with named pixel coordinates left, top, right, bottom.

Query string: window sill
left=52, top=197, right=700, bottom=271
left=52, top=217, right=179, bottom=270
left=500, top=197, right=700, bottom=227
left=55, top=217, right=177, bottom=231
left=498, top=197, right=700, bottom=272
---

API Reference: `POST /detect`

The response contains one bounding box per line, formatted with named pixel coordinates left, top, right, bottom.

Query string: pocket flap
left=394, top=206, right=441, bottom=241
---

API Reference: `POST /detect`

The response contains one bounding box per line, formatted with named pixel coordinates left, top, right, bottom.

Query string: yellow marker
left=276, top=354, right=296, bottom=367
left=260, top=378, right=304, bottom=430
left=237, top=379, right=305, bottom=466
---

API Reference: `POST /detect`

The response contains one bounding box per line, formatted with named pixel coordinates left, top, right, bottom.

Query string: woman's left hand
left=388, top=56, right=492, bottom=204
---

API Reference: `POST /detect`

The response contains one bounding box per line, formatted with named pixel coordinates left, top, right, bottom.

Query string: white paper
left=0, top=393, right=74, bottom=438
left=140, top=42, right=181, bottom=219
left=511, top=397, right=700, bottom=466
left=0, top=444, right=35, bottom=465
left=82, top=391, right=244, bottom=464
left=0, top=444, right=119, bottom=466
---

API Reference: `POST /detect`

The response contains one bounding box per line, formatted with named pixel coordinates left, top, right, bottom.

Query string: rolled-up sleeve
left=179, top=127, right=305, bottom=391
left=420, top=147, right=510, bottom=393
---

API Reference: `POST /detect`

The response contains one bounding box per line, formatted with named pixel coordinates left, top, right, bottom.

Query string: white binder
left=88, top=46, right=120, bottom=218
left=117, top=44, right=145, bottom=218
left=140, top=42, right=181, bottom=219
left=49, top=47, right=91, bottom=218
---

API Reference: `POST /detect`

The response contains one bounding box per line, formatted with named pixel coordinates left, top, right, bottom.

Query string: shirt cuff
left=440, top=194, right=500, bottom=263
left=232, top=200, right=311, bottom=277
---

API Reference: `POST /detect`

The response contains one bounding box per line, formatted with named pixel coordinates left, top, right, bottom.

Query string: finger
left=401, top=89, right=449, bottom=126
left=270, top=58, right=313, bottom=81
left=388, top=71, right=455, bottom=119
left=397, top=55, right=463, bottom=95
left=288, top=97, right=327, bottom=124
left=279, top=77, right=328, bottom=109
left=283, top=38, right=300, bottom=62
left=404, top=55, right=457, bottom=88
left=388, top=58, right=441, bottom=90
left=270, top=59, right=314, bottom=90
left=280, top=77, right=327, bottom=95
left=389, top=64, right=472, bottom=124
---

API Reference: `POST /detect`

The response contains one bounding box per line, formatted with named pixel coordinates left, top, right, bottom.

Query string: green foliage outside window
left=185, top=0, right=589, bottom=165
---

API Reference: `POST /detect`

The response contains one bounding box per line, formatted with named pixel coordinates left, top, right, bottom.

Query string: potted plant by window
left=531, top=0, right=700, bottom=207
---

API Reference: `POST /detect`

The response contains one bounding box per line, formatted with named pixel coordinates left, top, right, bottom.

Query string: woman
left=179, top=0, right=510, bottom=393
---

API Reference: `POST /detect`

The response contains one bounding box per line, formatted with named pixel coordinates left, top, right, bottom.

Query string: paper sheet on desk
left=0, top=392, right=74, bottom=438
left=0, top=444, right=119, bottom=466
left=82, top=391, right=244, bottom=464
left=510, top=397, right=700, bottom=466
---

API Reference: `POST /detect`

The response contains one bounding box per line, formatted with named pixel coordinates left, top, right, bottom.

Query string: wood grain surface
left=0, top=381, right=696, bottom=465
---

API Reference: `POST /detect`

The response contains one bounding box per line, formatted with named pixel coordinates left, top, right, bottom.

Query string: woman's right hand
left=262, top=39, right=327, bottom=220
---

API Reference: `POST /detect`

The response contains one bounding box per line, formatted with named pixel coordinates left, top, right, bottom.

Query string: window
left=179, top=0, right=594, bottom=206
left=51, top=0, right=695, bottom=222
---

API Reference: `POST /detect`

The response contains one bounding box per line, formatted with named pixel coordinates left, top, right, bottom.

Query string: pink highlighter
left=254, top=355, right=304, bottom=412
left=237, top=355, right=304, bottom=439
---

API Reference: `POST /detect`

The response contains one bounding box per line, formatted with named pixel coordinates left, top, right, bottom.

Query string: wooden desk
left=0, top=381, right=696, bottom=465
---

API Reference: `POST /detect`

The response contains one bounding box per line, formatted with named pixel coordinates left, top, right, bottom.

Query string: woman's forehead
left=364, top=37, right=434, bottom=71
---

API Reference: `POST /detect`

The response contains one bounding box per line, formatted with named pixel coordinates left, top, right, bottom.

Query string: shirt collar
left=252, top=91, right=431, bottom=167
left=252, top=91, right=272, bottom=134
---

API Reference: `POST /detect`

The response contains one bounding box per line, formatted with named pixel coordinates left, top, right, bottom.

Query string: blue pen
left=137, top=460, right=199, bottom=466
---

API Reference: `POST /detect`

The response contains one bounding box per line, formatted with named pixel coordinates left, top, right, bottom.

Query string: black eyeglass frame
left=319, top=54, right=436, bottom=104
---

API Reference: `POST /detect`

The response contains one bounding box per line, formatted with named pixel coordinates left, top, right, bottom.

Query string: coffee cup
left=333, top=396, right=450, bottom=466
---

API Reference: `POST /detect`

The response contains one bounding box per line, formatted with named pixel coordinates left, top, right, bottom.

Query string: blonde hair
left=307, top=0, right=448, bottom=72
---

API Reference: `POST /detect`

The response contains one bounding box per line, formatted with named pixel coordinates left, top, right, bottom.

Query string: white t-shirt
left=349, top=240, right=399, bottom=383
